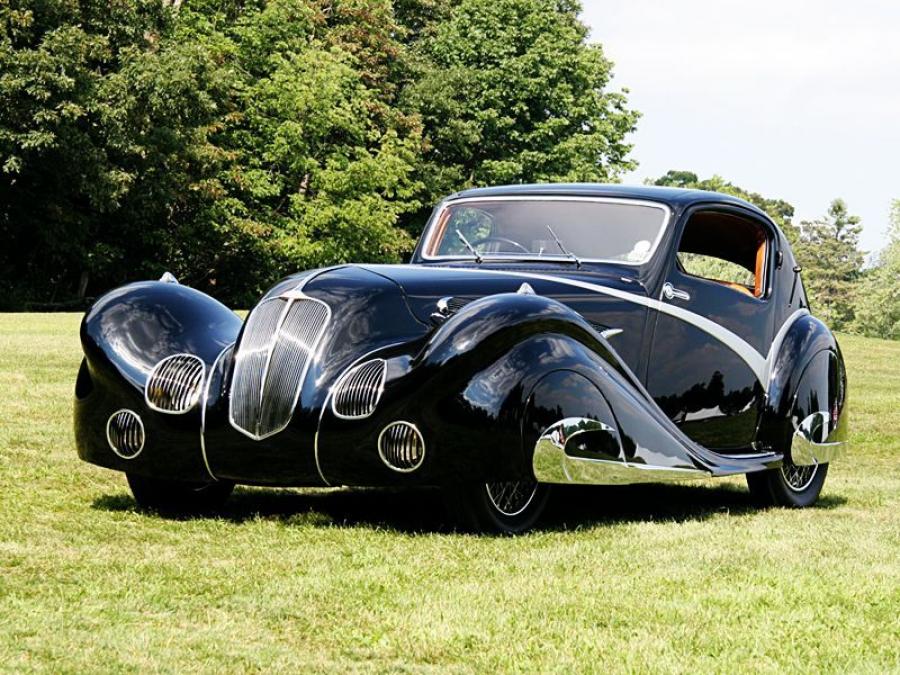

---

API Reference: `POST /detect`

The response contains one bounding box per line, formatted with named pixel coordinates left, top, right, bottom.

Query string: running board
left=532, top=418, right=781, bottom=486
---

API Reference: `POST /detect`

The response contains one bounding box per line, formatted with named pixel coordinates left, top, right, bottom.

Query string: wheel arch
left=759, top=313, right=849, bottom=460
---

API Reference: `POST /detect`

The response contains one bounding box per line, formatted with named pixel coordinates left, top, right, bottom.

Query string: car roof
left=447, top=183, right=769, bottom=219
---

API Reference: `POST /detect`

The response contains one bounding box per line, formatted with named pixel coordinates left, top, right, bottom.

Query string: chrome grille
left=378, top=421, right=425, bottom=472
left=332, top=359, right=387, bottom=419
left=145, top=354, right=205, bottom=413
left=107, top=410, right=145, bottom=459
left=229, top=295, right=330, bottom=439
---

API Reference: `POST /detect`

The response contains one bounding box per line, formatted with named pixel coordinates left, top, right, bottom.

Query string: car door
left=645, top=207, right=775, bottom=451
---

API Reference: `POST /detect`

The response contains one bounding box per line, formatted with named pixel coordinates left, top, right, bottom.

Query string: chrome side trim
left=533, top=417, right=709, bottom=485
left=199, top=342, right=234, bottom=481
left=374, top=265, right=771, bottom=383
left=790, top=410, right=847, bottom=466
left=761, top=308, right=810, bottom=387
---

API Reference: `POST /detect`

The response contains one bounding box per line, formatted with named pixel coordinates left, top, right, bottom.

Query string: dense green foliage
left=651, top=171, right=899, bottom=338
left=0, top=0, right=638, bottom=308
left=1, top=314, right=898, bottom=670
left=852, top=200, right=900, bottom=339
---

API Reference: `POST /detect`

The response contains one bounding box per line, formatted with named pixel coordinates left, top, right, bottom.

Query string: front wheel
left=746, top=460, right=829, bottom=508
left=443, top=480, right=550, bottom=534
left=127, top=474, right=234, bottom=516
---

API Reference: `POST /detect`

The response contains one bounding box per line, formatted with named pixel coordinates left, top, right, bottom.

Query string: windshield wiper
left=546, top=225, right=582, bottom=268
left=455, top=229, right=483, bottom=264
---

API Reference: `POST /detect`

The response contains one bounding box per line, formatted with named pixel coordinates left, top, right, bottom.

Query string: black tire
left=443, top=480, right=550, bottom=534
left=127, top=474, right=234, bottom=516
left=746, top=460, right=829, bottom=508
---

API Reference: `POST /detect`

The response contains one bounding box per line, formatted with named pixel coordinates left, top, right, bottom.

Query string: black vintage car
left=75, top=184, right=848, bottom=533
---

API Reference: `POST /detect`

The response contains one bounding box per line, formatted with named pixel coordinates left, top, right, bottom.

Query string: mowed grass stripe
left=0, top=315, right=897, bottom=673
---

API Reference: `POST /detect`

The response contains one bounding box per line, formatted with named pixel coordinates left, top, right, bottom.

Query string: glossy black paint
left=75, top=281, right=242, bottom=482
left=758, top=313, right=848, bottom=453
left=74, top=184, right=847, bottom=489
left=645, top=204, right=777, bottom=450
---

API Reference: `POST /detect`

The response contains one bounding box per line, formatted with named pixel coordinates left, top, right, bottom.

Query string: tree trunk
left=77, top=270, right=89, bottom=299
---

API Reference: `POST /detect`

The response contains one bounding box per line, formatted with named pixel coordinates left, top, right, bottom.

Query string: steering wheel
left=471, top=236, right=530, bottom=254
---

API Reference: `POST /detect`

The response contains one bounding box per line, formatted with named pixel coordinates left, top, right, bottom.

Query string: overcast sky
left=580, top=0, right=900, bottom=254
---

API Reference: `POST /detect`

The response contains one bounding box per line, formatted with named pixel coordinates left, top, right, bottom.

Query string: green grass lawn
left=1, top=314, right=897, bottom=673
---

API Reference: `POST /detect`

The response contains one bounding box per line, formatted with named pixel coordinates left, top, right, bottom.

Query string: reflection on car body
left=75, top=184, right=848, bottom=533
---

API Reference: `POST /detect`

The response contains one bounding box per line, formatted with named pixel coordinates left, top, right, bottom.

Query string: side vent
left=378, top=421, right=425, bottom=472
left=145, top=354, right=205, bottom=414
left=332, top=359, right=387, bottom=419
left=107, top=410, right=145, bottom=459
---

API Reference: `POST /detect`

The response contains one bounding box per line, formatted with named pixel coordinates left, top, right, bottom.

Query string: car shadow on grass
left=92, top=481, right=847, bottom=534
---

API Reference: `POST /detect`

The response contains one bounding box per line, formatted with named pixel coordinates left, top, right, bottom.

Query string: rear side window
left=676, top=211, right=770, bottom=298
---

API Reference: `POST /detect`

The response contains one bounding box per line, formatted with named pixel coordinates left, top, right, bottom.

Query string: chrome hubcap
left=781, top=461, right=818, bottom=492
left=485, top=480, right=538, bottom=517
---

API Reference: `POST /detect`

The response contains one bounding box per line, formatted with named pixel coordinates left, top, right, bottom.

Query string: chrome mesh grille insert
left=378, top=421, right=425, bottom=472
left=332, top=359, right=387, bottom=419
left=145, top=354, right=205, bottom=413
left=229, top=295, right=330, bottom=439
left=107, top=409, right=145, bottom=459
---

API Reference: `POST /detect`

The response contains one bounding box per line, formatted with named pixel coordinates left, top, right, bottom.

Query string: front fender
left=318, top=292, right=731, bottom=486
left=74, top=280, right=241, bottom=480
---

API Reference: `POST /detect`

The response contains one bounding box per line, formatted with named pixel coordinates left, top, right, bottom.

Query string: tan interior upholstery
left=753, top=237, right=766, bottom=297
left=426, top=209, right=452, bottom=256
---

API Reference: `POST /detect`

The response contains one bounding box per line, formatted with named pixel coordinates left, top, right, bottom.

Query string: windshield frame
left=418, top=196, right=673, bottom=266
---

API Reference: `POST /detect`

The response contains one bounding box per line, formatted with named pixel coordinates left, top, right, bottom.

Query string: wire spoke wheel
left=781, top=461, right=818, bottom=492
left=485, top=480, right=538, bottom=517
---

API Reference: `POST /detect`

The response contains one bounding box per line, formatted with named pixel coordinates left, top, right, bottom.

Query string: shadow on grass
left=92, top=481, right=847, bottom=534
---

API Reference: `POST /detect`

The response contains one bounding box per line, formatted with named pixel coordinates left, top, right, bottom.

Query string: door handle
left=662, top=282, right=691, bottom=302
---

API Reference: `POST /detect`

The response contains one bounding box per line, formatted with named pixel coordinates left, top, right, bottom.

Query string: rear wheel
left=443, top=480, right=549, bottom=534
left=746, top=460, right=828, bottom=508
left=127, top=474, right=234, bottom=515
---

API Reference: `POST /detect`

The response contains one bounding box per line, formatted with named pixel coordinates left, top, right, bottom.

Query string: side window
left=676, top=211, right=770, bottom=298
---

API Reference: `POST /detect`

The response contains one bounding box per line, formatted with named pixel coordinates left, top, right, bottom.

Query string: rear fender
left=759, top=313, right=849, bottom=463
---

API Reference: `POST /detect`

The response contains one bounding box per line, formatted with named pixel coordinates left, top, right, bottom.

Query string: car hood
left=355, top=262, right=648, bottom=324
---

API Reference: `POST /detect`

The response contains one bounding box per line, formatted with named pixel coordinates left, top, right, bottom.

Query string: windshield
left=424, top=197, right=670, bottom=265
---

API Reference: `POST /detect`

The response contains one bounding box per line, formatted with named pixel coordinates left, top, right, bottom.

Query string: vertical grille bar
left=229, top=295, right=330, bottom=439
left=257, top=300, right=330, bottom=434
left=229, top=298, right=288, bottom=437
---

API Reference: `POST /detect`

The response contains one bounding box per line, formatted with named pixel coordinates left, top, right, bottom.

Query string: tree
left=214, top=0, right=424, bottom=293
left=793, top=199, right=864, bottom=331
left=0, top=0, right=174, bottom=306
left=0, top=0, right=641, bottom=308
left=403, top=0, right=639, bottom=228
left=852, top=200, right=900, bottom=340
